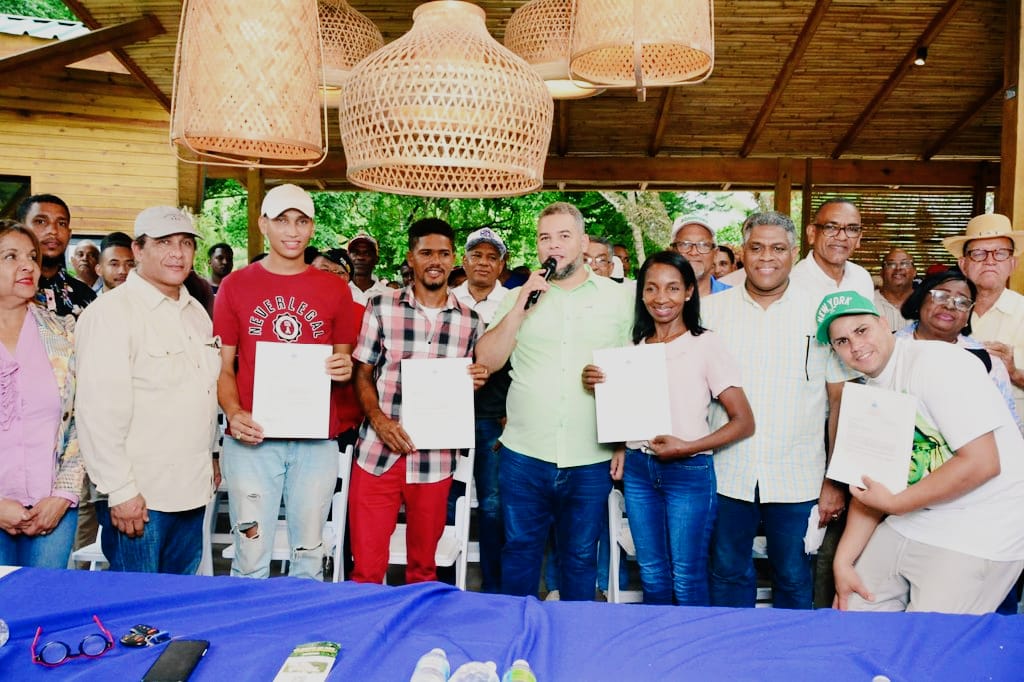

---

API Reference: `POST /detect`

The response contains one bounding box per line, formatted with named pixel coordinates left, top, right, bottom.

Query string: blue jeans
left=623, top=449, right=717, bottom=605
left=499, top=446, right=611, bottom=601
left=0, top=507, right=77, bottom=568
left=221, top=437, right=337, bottom=580
left=95, top=501, right=204, bottom=574
left=710, top=489, right=815, bottom=609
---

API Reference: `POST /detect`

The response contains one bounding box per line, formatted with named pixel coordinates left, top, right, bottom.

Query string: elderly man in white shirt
left=791, top=199, right=874, bottom=300
left=75, top=207, right=220, bottom=574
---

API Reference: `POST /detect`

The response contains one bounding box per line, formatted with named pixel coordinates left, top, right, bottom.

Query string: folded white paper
left=828, top=382, right=915, bottom=493
left=252, top=341, right=331, bottom=439
left=592, top=344, right=673, bottom=443
left=400, top=357, right=474, bottom=450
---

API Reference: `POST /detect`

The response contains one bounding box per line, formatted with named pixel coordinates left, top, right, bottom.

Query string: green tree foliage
left=195, top=183, right=761, bottom=280
left=0, top=0, right=75, bottom=20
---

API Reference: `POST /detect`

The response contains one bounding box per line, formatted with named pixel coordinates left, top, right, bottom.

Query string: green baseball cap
left=815, top=290, right=880, bottom=344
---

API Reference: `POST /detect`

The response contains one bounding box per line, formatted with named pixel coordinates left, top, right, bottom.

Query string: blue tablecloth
left=1, top=567, right=1022, bottom=680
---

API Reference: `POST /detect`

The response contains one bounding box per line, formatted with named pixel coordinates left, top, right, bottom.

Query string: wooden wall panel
left=0, top=66, right=178, bottom=235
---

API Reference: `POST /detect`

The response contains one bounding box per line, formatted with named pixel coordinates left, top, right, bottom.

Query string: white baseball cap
left=134, top=206, right=197, bottom=239
left=261, top=184, right=315, bottom=219
left=671, top=215, right=715, bottom=243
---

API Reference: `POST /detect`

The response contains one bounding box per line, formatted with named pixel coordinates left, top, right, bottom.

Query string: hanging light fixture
left=914, top=46, right=928, bottom=67
left=319, top=0, right=383, bottom=88
left=339, top=1, right=554, bottom=198
left=170, top=0, right=327, bottom=169
left=505, top=0, right=604, bottom=100
left=569, top=0, right=715, bottom=102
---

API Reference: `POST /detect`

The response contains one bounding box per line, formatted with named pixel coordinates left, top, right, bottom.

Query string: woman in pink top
left=0, top=222, right=82, bottom=568
left=584, top=251, right=754, bottom=605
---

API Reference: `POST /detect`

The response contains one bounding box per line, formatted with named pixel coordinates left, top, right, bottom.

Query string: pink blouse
left=0, top=312, right=62, bottom=506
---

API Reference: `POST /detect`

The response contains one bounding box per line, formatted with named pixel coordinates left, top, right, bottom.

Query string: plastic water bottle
left=410, top=648, right=450, bottom=682
left=449, top=660, right=499, bottom=682
left=0, top=619, right=8, bottom=648
left=502, top=660, right=536, bottom=682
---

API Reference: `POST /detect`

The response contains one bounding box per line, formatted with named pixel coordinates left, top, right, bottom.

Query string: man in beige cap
left=75, top=206, right=219, bottom=573
left=944, top=213, right=1024, bottom=417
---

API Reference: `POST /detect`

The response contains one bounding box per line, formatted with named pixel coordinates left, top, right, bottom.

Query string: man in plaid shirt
left=350, top=218, right=489, bottom=584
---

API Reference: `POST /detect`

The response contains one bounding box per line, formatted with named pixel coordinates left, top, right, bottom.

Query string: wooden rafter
left=740, top=0, right=832, bottom=158
left=831, top=0, right=965, bottom=159
left=206, top=154, right=1000, bottom=189
left=62, top=0, right=171, bottom=112
left=921, top=80, right=1003, bottom=161
left=647, top=88, right=675, bottom=157
left=0, top=14, right=163, bottom=78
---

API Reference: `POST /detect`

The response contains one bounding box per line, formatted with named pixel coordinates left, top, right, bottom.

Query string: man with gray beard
left=476, top=202, right=633, bottom=601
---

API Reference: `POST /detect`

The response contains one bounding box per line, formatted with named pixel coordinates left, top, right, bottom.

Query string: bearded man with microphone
left=476, top=202, right=634, bottom=601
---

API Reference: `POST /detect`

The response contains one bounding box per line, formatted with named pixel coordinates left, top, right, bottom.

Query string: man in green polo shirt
left=476, top=202, right=634, bottom=601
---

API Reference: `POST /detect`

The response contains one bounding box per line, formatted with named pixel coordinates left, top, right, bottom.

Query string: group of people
left=2, top=186, right=1023, bottom=617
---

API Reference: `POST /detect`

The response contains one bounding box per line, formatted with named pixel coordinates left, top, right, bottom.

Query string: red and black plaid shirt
left=353, top=287, right=484, bottom=482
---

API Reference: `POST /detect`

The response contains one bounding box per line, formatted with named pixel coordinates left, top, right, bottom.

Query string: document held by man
left=252, top=341, right=332, bottom=439
left=827, top=382, right=915, bottom=493
left=592, top=344, right=673, bottom=443
left=400, top=357, right=475, bottom=450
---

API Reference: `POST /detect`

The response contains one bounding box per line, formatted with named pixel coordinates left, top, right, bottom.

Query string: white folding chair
left=329, top=445, right=354, bottom=582
left=387, top=448, right=475, bottom=589
left=69, top=526, right=107, bottom=571
left=196, top=492, right=221, bottom=576
left=607, top=488, right=643, bottom=603
left=222, top=445, right=354, bottom=580
left=752, top=535, right=773, bottom=607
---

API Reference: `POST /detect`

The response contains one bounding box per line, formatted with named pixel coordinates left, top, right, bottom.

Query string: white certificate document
left=251, top=341, right=332, bottom=439
left=592, top=344, right=673, bottom=443
left=400, top=357, right=474, bottom=450
left=828, top=382, right=916, bottom=493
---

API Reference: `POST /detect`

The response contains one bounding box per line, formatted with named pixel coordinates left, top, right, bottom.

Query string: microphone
left=525, top=257, right=557, bottom=310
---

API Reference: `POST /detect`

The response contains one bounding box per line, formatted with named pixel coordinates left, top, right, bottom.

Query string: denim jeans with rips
left=221, top=437, right=337, bottom=580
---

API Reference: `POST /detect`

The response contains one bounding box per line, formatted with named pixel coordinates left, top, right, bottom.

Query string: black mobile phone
left=141, top=639, right=210, bottom=682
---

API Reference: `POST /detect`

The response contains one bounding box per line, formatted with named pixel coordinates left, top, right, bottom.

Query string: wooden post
left=246, top=167, right=264, bottom=263
left=774, top=158, right=792, bottom=214
left=1001, top=0, right=1024, bottom=292
left=972, top=162, right=988, bottom=216
left=800, top=158, right=814, bottom=258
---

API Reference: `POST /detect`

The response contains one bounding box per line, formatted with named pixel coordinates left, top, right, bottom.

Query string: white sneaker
left=544, top=590, right=560, bottom=601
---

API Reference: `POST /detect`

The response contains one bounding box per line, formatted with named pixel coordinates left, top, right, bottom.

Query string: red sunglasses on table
left=31, top=615, right=114, bottom=667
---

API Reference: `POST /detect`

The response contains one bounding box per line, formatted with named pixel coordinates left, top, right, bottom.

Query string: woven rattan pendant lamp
left=569, top=0, right=714, bottom=102
left=504, top=0, right=603, bottom=100
left=339, top=1, right=554, bottom=198
left=320, top=0, right=383, bottom=87
left=170, top=0, right=327, bottom=169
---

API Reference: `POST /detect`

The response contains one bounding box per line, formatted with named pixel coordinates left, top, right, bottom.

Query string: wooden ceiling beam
left=63, top=0, right=171, bottom=112
left=740, top=0, right=832, bottom=158
left=205, top=154, right=999, bottom=189
left=921, top=80, right=1004, bottom=161
left=648, top=88, right=675, bottom=157
left=0, top=14, right=163, bottom=78
left=831, top=0, right=966, bottom=159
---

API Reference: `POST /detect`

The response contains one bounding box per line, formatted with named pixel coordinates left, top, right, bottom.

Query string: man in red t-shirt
left=214, top=184, right=359, bottom=580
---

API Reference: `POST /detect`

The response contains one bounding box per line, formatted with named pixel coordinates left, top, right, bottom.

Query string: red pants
left=348, top=462, right=452, bottom=584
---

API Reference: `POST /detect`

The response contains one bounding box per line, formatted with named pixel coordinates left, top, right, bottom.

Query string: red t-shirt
left=213, top=262, right=360, bottom=438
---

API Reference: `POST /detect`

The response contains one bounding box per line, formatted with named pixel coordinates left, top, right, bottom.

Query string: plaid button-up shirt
left=353, top=287, right=484, bottom=482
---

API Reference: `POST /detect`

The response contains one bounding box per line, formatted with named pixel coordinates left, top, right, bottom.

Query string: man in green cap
left=816, top=290, right=1024, bottom=614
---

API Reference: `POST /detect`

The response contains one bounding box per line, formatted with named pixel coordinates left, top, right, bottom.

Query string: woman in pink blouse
left=584, top=251, right=754, bottom=605
left=0, top=221, right=82, bottom=568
